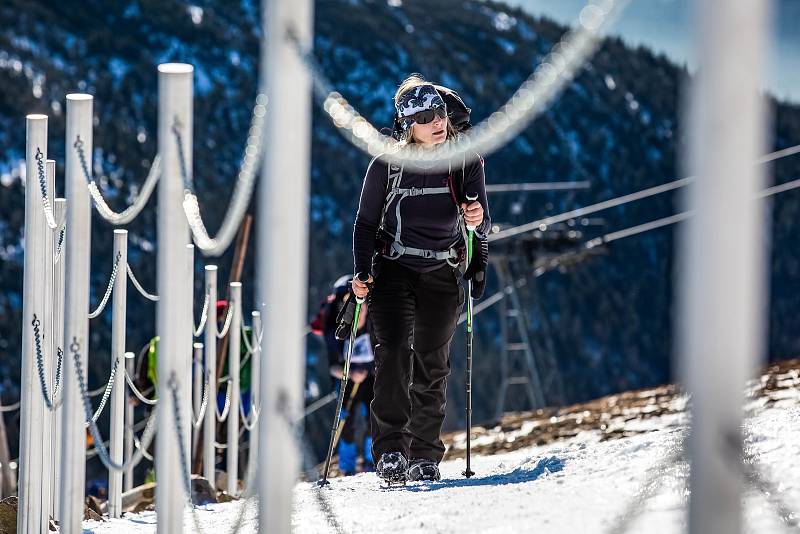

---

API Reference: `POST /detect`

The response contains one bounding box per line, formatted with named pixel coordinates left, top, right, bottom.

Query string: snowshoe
left=407, top=459, right=441, bottom=482
left=376, top=451, right=407, bottom=486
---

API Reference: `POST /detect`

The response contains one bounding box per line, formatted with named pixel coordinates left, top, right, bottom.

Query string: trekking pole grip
left=465, top=193, right=479, bottom=232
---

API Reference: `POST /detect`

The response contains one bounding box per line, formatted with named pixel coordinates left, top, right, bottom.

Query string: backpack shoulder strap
left=379, top=161, right=403, bottom=231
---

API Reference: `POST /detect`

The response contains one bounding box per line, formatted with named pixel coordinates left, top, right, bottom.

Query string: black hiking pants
left=368, top=260, right=464, bottom=464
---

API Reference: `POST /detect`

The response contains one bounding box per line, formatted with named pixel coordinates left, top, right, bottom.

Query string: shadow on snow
left=400, top=456, right=565, bottom=492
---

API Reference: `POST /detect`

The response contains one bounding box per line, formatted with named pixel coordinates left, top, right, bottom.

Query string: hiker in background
left=313, top=275, right=376, bottom=475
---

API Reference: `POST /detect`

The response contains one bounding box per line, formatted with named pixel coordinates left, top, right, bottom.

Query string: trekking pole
left=319, top=276, right=368, bottom=486
left=463, top=193, right=478, bottom=478
left=332, top=382, right=361, bottom=450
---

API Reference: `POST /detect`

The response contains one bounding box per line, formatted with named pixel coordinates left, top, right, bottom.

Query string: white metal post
left=156, top=63, right=193, bottom=533
left=60, top=93, right=93, bottom=533
left=184, top=243, right=195, bottom=472
left=681, top=1, right=771, bottom=534
left=124, top=351, right=135, bottom=493
left=108, top=229, right=128, bottom=518
left=192, top=342, right=203, bottom=454
left=19, top=113, right=49, bottom=534
left=41, top=159, right=56, bottom=527
left=51, top=196, right=66, bottom=518
left=203, top=265, right=218, bottom=487
left=257, top=0, right=314, bottom=530
left=226, top=282, right=242, bottom=495
left=244, top=310, right=261, bottom=490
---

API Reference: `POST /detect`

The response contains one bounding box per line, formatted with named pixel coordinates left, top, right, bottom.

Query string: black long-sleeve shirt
left=353, top=154, right=490, bottom=275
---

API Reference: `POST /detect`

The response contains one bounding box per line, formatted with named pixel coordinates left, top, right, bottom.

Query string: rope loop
left=88, top=251, right=123, bottom=319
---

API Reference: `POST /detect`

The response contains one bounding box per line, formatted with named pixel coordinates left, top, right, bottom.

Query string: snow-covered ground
left=85, top=392, right=800, bottom=534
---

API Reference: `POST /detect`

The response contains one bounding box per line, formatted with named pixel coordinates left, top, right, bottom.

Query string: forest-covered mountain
left=1, top=0, right=799, bottom=441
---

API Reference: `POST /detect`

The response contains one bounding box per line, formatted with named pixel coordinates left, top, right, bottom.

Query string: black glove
left=464, top=235, right=488, bottom=299
left=334, top=274, right=372, bottom=340
left=334, top=294, right=357, bottom=341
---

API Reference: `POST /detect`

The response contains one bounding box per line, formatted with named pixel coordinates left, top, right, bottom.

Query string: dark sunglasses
left=408, top=106, right=448, bottom=125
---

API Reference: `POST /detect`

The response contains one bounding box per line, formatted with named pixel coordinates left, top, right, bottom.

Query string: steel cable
left=491, top=143, right=800, bottom=243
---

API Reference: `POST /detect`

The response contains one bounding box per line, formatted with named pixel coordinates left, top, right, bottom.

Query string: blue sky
left=501, top=0, right=799, bottom=103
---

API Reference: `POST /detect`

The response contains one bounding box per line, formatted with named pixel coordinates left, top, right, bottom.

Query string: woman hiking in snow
left=350, top=74, right=490, bottom=483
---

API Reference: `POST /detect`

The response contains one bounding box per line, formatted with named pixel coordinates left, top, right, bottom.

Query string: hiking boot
left=376, top=451, right=407, bottom=482
left=407, top=459, right=441, bottom=482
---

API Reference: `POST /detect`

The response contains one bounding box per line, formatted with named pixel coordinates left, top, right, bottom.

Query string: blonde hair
left=394, top=74, right=458, bottom=145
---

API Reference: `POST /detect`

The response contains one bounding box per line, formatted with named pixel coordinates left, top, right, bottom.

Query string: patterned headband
left=395, top=84, right=446, bottom=121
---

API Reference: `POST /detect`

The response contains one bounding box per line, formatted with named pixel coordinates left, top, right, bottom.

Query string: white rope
left=191, top=373, right=210, bottom=429
left=216, top=379, right=232, bottom=422
left=301, top=391, right=337, bottom=419
left=216, top=303, right=234, bottom=338
left=240, top=322, right=262, bottom=357
left=88, top=252, right=122, bottom=319
left=239, top=401, right=260, bottom=432
left=133, top=432, right=154, bottom=462
left=126, top=264, right=159, bottom=301
left=88, top=383, right=108, bottom=397
left=53, top=223, right=66, bottom=264
left=33, top=148, right=59, bottom=230
left=70, top=339, right=157, bottom=472
left=291, top=0, right=628, bottom=172
left=41, top=198, right=58, bottom=230
left=240, top=350, right=253, bottom=374
left=193, top=290, right=210, bottom=337
left=81, top=147, right=162, bottom=225
left=179, top=95, right=267, bottom=256
left=85, top=358, right=119, bottom=426
left=0, top=401, right=20, bottom=413
left=124, top=369, right=158, bottom=405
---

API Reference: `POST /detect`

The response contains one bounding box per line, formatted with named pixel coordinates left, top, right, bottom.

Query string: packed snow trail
left=84, top=395, right=800, bottom=533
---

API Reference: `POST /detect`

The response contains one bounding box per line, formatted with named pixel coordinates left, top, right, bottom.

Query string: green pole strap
left=342, top=300, right=363, bottom=379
